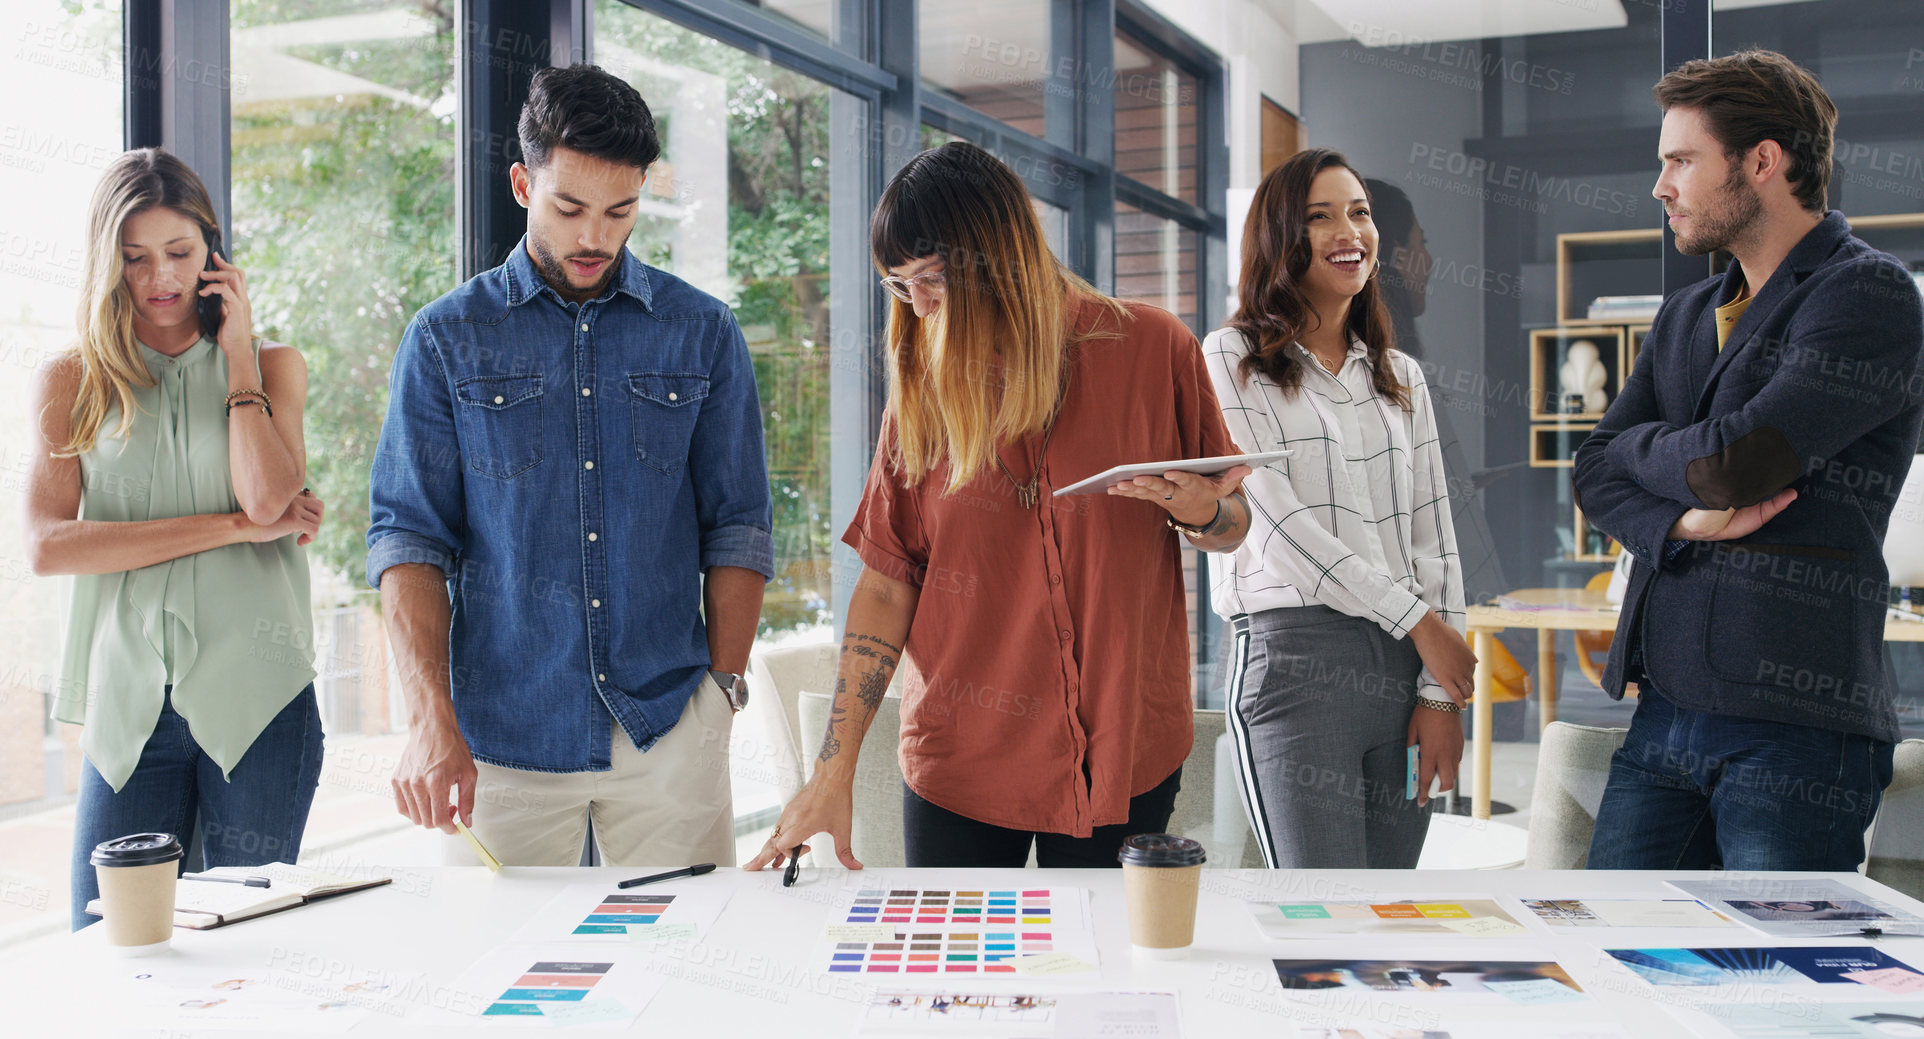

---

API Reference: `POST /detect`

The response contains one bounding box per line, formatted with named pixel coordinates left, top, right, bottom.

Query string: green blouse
left=54, top=336, right=315, bottom=792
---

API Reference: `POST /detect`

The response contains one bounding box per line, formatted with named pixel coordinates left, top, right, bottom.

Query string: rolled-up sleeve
left=366, top=317, right=465, bottom=588
left=690, top=312, right=774, bottom=578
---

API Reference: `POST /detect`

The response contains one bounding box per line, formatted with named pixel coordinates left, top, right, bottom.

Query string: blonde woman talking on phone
left=25, top=149, right=324, bottom=929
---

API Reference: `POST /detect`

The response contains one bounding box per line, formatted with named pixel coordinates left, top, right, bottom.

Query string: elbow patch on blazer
left=1685, top=425, right=1801, bottom=509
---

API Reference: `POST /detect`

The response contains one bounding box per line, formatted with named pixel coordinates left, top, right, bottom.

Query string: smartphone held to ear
left=198, top=232, right=226, bottom=340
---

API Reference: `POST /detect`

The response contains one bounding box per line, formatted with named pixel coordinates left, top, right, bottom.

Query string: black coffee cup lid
left=1118, top=833, right=1205, bottom=867
left=91, top=833, right=184, bottom=868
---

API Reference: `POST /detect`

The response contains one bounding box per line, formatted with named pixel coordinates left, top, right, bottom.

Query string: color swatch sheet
left=857, top=990, right=1179, bottom=1038
left=440, top=946, right=661, bottom=1028
left=512, top=877, right=732, bottom=944
left=1520, top=898, right=1733, bottom=929
left=827, top=887, right=1097, bottom=976
left=1605, top=945, right=1924, bottom=989
left=1251, top=898, right=1529, bottom=939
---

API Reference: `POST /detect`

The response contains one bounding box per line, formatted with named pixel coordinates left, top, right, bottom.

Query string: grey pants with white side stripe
left=1226, top=605, right=1433, bottom=869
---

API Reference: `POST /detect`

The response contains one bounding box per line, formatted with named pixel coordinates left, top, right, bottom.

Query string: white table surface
left=6, top=866, right=1923, bottom=1037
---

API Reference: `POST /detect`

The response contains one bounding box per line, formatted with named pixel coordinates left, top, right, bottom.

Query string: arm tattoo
left=818, top=675, right=848, bottom=762
left=1214, top=493, right=1249, bottom=537
left=816, top=633, right=904, bottom=764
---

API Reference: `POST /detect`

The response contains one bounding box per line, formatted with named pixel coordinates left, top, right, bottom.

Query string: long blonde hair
left=870, top=142, right=1125, bottom=493
left=60, top=148, right=221, bottom=456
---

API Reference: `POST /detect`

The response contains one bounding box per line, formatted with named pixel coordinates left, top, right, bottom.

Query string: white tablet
left=1051, top=449, right=1294, bottom=497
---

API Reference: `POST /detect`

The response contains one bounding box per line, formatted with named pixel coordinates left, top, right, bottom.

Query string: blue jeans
left=1587, top=688, right=1893, bottom=871
left=70, top=685, right=324, bottom=930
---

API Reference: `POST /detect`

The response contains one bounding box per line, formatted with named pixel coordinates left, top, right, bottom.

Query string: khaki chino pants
left=450, top=685, right=737, bottom=867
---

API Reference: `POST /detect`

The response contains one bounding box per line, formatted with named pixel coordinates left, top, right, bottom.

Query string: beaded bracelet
left=1415, top=696, right=1463, bottom=714
left=224, top=387, right=274, bottom=417
left=225, top=393, right=273, bottom=418
left=224, top=387, right=274, bottom=409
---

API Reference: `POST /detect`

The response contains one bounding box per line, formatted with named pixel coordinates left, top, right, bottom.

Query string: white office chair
left=1524, top=721, right=1629, bottom=869
left=798, top=690, right=906, bottom=868
left=1865, top=739, right=1924, bottom=898
left=742, top=640, right=838, bottom=803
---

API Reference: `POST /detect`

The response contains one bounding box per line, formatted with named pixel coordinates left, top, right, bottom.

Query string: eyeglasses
left=879, top=269, right=946, bottom=303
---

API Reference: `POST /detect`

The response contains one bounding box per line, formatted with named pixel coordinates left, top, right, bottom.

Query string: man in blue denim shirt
left=368, top=65, right=773, bottom=866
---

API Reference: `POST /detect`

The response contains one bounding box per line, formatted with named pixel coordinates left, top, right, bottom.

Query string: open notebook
left=86, top=862, right=391, bottom=930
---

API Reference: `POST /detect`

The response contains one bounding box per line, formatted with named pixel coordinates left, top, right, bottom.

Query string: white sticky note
left=1484, top=978, right=1586, bottom=1005
left=1589, top=900, right=1730, bottom=928
left=1013, top=952, right=1097, bottom=976
left=1438, top=916, right=1530, bottom=937
left=824, top=924, right=898, bottom=942
left=626, top=923, right=696, bottom=943
left=540, top=998, right=631, bottom=1026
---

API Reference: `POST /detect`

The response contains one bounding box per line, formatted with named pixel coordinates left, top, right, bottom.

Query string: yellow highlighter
left=453, top=816, right=501, bottom=873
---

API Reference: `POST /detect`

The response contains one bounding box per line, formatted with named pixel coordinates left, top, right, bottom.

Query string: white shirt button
left=591, top=599, right=601, bottom=608
left=493, top=395, right=504, bottom=404
left=581, top=387, right=591, bottom=396
left=580, top=323, right=589, bottom=331
left=668, top=392, right=678, bottom=401
left=584, top=460, right=594, bottom=470
left=588, top=532, right=598, bottom=542
left=597, top=673, right=606, bottom=682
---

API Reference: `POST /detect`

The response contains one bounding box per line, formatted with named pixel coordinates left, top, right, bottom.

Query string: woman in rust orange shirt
left=745, top=142, right=1254, bottom=869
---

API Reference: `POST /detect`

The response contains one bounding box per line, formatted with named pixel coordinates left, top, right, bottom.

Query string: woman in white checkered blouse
left=1202, top=149, right=1474, bottom=869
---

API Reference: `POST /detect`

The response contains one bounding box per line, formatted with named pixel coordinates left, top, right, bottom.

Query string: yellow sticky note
left=1415, top=903, right=1472, bottom=919
left=453, top=817, right=501, bottom=872
left=1439, top=916, right=1528, bottom=937
left=1012, top=952, right=1096, bottom=976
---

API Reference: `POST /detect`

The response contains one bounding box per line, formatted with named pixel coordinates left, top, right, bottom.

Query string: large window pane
left=596, top=0, right=842, bottom=645
left=1114, top=201, right=1199, bottom=331
left=1712, top=0, right=1924, bottom=230
left=919, top=4, right=1054, bottom=137
left=1299, top=5, right=1663, bottom=747
left=1115, top=28, right=1200, bottom=206
left=1708, top=0, right=1924, bottom=724
left=0, top=0, right=121, bottom=944
left=226, top=0, right=457, bottom=874
left=596, top=0, right=851, bottom=847
left=230, top=0, right=456, bottom=738
left=741, top=0, right=834, bottom=44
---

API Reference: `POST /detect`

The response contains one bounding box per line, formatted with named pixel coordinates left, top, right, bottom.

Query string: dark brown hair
left=519, top=64, right=659, bottom=169
left=1229, top=148, right=1408, bottom=409
left=1653, top=49, right=1836, bottom=212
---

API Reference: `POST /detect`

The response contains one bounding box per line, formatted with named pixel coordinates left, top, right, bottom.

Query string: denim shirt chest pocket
left=629, top=372, right=709, bottom=475
left=454, top=372, right=544, bottom=479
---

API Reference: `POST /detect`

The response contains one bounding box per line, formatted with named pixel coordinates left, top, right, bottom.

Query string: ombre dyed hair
left=870, top=141, right=1124, bottom=492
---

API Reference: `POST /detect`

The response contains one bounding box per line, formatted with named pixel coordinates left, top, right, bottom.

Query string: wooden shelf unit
left=1528, top=326, right=1626, bottom=422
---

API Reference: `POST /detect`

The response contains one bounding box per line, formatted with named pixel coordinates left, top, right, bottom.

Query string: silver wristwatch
left=708, top=670, right=749, bottom=711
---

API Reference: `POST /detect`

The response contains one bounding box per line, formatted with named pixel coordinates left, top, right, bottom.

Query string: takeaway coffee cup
left=1118, top=833, right=1205, bottom=955
left=90, top=832, right=183, bottom=954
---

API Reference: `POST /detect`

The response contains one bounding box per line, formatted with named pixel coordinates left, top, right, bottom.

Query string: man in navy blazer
left=1574, top=50, right=1924, bottom=871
